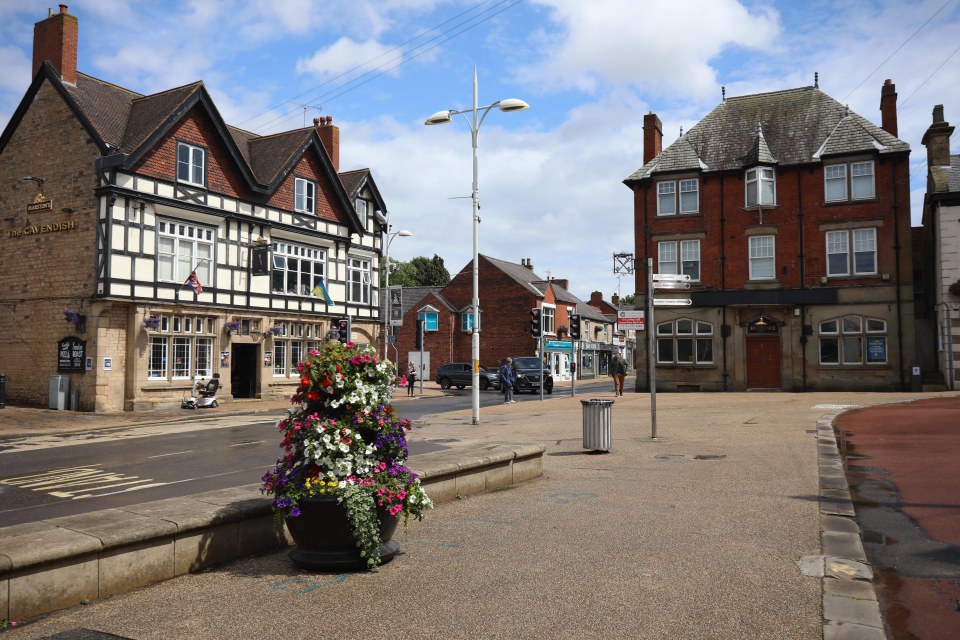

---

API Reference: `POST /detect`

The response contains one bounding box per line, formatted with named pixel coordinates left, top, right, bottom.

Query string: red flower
left=307, top=391, right=320, bottom=401
left=300, top=376, right=310, bottom=387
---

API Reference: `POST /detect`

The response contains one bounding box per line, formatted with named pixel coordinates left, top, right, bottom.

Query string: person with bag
left=406, top=362, right=417, bottom=396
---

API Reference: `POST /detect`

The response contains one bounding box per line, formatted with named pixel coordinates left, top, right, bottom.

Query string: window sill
left=655, top=363, right=717, bottom=368
left=823, top=198, right=878, bottom=206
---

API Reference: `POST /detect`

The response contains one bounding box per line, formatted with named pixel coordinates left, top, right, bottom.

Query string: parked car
left=510, top=356, right=553, bottom=394
left=436, top=363, right=501, bottom=391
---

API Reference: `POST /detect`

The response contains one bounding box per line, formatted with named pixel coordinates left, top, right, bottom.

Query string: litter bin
left=581, top=399, right=614, bottom=451
left=49, top=375, right=69, bottom=410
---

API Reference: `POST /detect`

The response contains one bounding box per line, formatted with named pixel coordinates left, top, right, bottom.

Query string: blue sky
left=2, top=0, right=959, bottom=301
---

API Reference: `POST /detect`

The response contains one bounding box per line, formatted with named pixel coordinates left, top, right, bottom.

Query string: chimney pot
left=313, top=117, right=320, bottom=126
left=643, top=113, right=663, bottom=165
left=315, top=115, right=340, bottom=172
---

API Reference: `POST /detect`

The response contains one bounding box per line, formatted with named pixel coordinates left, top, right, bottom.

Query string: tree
left=619, top=293, right=636, bottom=307
left=381, top=255, right=451, bottom=287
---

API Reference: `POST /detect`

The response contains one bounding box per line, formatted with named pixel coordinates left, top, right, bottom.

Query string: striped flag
left=184, top=270, right=203, bottom=294
left=312, top=278, right=333, bottom=305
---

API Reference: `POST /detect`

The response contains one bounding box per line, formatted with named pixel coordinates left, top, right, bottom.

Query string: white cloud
left=521, top=0, right=780, bottom=100
left=296, top=38, right=402, bottom=80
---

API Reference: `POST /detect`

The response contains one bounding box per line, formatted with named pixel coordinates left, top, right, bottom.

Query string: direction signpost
left=647, top=270, right=696, bottom=439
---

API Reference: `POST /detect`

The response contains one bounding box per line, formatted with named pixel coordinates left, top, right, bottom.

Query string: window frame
left=825, top=228, right=877, bottom=277
left=745, top=167, right=776, bottom=207
left=147, top=317, right=215, bottom=380
left=347, top=257, right=371, bottom=304
left=656, top=318, right=714, bottom=365
left=176, top=141, right=206, bottom=187
left=657, top=239, right=701, bottom=281
left=355, top=198, right=368, bottom=228
left=818, top=315, right=887, bottom=366
left=157, top=220, right=214, bottom=285
left=294, top=177, right=316, bottom=214
left=824, top=160, right=875, bottom=203
left=271, top=242, right=326, bottom=297
left=748, top=235, right=776, bottom=281
left=656, top=178, right=699, bottom=216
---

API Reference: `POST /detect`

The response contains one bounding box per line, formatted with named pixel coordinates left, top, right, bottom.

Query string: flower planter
left=285, top=495, right=400, bottom=571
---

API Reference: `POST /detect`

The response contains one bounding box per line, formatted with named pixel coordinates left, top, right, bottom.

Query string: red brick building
left=0, top=7, right=388, bottom=410
left=624, top=79, right=915, bottom=392
left=386, top=256, right=614, bottom=381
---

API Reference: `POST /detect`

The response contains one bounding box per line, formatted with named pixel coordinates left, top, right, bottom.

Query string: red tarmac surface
left=836, top=396, right=960, bottom=640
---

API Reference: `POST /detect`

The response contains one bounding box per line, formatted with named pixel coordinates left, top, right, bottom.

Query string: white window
left=176, top=142, right=205, bottom=187
left=745, top=167, right=775, bottom=207
left=826, top=228, right=877, bottom=277
left=295, top=178, right=315, bottom=214
left=657, top=179, right=699, bottom=216
left=658, top=240, right=700, bottom=280
left=824, top=161, right=875, bottom=202
left=157, top=220, right=214, bottom=284
left=542, top=305, right=556, bottom=335
left=819, top=316, right=887, bottom=365
left=461, top=312, right=474, bottom=332
left=657, top=181, right=676, bottom=215
left=347, top=257, right=371, bottom=304
left=355, top=198, right=368, bottom=227
left=147, top=318, right=215, bottom=380
left=272, top=242, right=325, bottom=296
left=749, top=235, right=775, bottom=280
left=656, top=319, right=714, bottom=364
left=273, top=340, right=287, bottom=377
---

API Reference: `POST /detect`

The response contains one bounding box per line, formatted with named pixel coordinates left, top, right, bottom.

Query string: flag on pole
left=184, top=270, right=203, bottom=294
left=312, top=278, right=333, bottom=305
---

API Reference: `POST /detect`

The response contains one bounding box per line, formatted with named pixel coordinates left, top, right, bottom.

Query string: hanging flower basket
left=261, top=341, right=432, bottom=571
left=268, top=325, right=284, bottom=336
left=224, top=320, right=241, bottom=333
left=143, top=316, right=161, bottom=330
left=63, top=309, right=82, bottom=324
left=949, top=280, right=960, bottom=298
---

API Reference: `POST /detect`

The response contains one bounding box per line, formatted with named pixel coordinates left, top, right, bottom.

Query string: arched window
left=819, top=316, right=887, bottom=365
left=656, top=319, right=714, bottom=364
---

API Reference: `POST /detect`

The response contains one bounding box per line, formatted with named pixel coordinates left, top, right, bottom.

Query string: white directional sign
left=653, top=281, right=691, bottom=290
left=652, top=273, right=692, bottom=282
left=653, top=298, right=693, bottom=306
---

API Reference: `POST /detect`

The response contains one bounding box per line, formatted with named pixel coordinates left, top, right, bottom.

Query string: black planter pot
left=285, top=495, right=400, bottom=571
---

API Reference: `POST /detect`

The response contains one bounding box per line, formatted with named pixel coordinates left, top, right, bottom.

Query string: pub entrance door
left=745, top=315, right=781, bottom=389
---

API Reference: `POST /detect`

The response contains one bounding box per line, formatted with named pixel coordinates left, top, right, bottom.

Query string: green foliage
left=382, top=254, right=451, bottom=287
left=619, top=293, right=636, bottom=306
left=340, top=484, right=382, bottom=569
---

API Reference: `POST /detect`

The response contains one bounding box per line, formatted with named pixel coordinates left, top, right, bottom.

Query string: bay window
left=746, top=167, right=776, bottom=207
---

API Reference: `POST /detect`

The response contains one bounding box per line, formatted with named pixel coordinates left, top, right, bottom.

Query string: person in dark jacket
left=611, top=352, right=627, bottom=396
left=499, top=358, right=515, bottom=404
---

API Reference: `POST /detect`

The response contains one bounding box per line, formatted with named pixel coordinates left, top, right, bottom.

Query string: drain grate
left=694, top=454, right=727, bottom=460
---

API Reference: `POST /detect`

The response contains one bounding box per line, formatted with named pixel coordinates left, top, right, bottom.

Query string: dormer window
left=295, top=178, right=316, bottom=214
left=745, top=167, right=775, bottom=207
left=177, top=142, right=206, bottom=187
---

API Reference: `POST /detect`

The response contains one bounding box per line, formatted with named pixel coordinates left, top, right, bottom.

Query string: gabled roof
left=378, top=286, right=457, bottom=319
left=481, top=255, right=545, bottom=296
left=339, top=168, right=388, bottom=218
left=1, top=63, right=367, bottom=236
left=626, top=86, right=910, bottom=182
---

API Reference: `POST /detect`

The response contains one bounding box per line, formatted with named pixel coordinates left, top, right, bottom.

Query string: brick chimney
left=611, top=293, right=620, bottom=307
left=589, top=291, right=603, bottom=305
left=33, top=4, right=78, bottom=85
left=879, top=79, right=898, bottom=137
left=314, top=116, right=339, bottom=172
left=921, top=104, right=954, bottom=168
left=521, top=258, right=534, bottom=271
left=552, top=278, right=569, bottom=291
left=643, top=112, right=662, bottom=164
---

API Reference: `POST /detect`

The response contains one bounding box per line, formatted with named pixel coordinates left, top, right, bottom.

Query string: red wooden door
left=746, top=336, right=781, bottom=389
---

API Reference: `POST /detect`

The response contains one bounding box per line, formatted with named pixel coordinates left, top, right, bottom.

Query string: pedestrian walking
left=406, top=362, right=417, bottom=396
left=500, top=358, right=516, bottom=404
left=611, top=352, right=627, bottom=396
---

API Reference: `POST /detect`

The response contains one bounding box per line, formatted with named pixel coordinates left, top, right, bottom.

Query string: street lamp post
left=425, top=67, right=529, bottom=425
left=382, top=223, right=412, bottom=361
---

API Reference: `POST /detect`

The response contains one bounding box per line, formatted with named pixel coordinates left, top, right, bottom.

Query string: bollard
left=0, top=373, right=5, bottom=409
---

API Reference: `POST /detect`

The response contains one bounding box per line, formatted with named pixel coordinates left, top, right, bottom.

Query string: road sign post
left=648, top=258, right=657, bottom=440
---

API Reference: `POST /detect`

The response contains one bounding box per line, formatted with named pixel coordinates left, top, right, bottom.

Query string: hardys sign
left=58, top=336, right=86, bottom=373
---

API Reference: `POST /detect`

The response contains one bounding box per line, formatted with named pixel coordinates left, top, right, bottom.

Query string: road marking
left=230, top=440, right=265, bottom=448
left=147, top=450, right=194, bottom=459
left=1, top=464, right=158, bottom=499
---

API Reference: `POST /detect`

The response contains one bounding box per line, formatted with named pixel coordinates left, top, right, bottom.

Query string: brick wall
left=0, top=81, right=101, bottom=407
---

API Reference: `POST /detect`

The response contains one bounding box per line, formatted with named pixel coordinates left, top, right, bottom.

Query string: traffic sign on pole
left=652, top=273, right=692, bottom=282
left=653, top=281, right=691, bottom=290
left=653, top=298, right=693, bottom=306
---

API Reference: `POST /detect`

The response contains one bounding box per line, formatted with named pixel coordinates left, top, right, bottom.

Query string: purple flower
left=289, top=506, right=301, bottom=518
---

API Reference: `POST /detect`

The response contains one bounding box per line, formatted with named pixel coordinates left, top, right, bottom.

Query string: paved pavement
left=2, top=388, right=959, bottom=639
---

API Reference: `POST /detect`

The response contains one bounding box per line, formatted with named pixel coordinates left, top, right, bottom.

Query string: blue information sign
left=544, top=340, right=572, bottom=351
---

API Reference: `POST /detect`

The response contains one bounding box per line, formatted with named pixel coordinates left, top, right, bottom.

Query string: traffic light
left=336, top=319, right=350, bottom=343
left=530, top=308, right=541, bottom=337
left=415, top=318, right=425, bottom=349
left=569, top=314, right=581, bottom=340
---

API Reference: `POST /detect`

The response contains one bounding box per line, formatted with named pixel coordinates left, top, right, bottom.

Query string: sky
left=2, top=0, right=959, bottom=303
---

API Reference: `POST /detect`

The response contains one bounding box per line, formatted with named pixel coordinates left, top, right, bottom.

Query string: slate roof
left=1, top=63, right=364, bottom=235
left=378, top=286, right=456, bottom=319
left=626, top=86, right=910, bottom=182
left=482, top=255, right=546, bottom=296
left=930, top=156, right=960, bottom=193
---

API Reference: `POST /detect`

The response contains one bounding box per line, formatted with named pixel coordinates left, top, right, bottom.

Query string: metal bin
left=49, top=375, right=69, bottom=410
left=581, top=398, right=614, bottom=451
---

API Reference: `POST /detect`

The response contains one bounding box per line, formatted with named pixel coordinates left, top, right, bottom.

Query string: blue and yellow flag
left=312, top=278, right=334, bottom=305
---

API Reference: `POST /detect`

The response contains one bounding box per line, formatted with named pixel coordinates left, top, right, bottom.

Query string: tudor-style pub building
left=625, top=78, right=916, bottom=392
left=0, top=6, right=388, bottom=411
